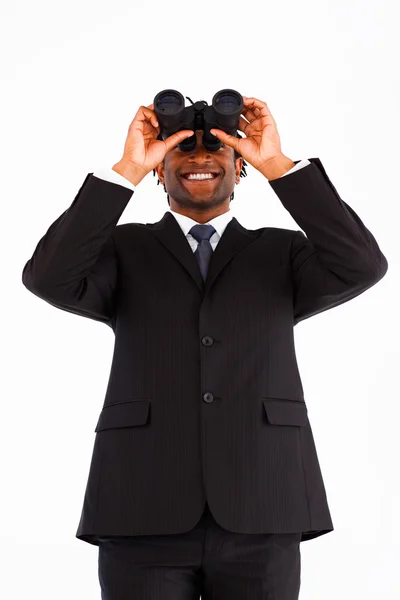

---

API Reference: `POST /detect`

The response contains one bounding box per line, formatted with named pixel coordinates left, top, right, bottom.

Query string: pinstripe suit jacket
left=21, top=157, right=388, bottom=546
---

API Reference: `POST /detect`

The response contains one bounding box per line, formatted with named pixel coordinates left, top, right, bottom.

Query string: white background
left=2, top=0, right=398, bottom=598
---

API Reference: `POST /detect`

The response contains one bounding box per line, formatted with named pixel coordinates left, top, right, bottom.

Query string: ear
left=155, top=161, right=165, bottom=184
left=235, top=156, right=243, bottom=181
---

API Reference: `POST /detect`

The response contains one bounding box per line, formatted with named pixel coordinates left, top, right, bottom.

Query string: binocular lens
left=154, top=90, right=184, bottom=115
left=213, top=90, right=243, bottom=115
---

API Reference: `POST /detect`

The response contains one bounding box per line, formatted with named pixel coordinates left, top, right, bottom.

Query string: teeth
left=185, top=173, right=215, bottom=180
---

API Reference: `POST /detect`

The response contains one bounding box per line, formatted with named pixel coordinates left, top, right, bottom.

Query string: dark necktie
left=189, top=224, right=216, bottom=281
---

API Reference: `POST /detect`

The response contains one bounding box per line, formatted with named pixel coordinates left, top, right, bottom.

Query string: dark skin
left=155, top=130, right=243, bottom=224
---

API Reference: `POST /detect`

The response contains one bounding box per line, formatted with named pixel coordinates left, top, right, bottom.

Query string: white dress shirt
left=92, top=159, right=311, bottom=252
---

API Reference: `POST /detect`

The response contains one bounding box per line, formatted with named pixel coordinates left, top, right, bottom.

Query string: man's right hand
left=112, top=103, right=194, bottom=186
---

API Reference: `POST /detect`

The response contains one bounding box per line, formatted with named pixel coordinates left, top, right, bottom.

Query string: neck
left=169, top=203, right=230, bottom=224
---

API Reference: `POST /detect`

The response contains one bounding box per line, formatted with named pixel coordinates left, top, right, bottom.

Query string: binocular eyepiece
left=153, top=89, right=244, bottom=152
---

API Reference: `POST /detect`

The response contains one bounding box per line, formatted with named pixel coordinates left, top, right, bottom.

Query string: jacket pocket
left=262, top=398, right=309, bottom=427
left=94, top=399, right=151, bottom=432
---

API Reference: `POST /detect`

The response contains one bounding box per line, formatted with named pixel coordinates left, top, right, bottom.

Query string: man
left=22, top=95, right=388, bottom=599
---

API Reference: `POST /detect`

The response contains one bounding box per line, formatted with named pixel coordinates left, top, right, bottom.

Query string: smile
left=181, top=173, right=220, bottom=184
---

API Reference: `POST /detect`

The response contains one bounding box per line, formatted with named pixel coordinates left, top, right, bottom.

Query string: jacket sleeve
left=21, top=173, right=134, bottom=328
left=268, top=158, right=389, bottom=325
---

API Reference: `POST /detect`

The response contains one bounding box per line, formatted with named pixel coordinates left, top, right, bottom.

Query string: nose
left=189, top=130, right=211, bottom=153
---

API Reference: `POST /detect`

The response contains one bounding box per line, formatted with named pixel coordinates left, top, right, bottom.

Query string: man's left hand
left=210, top=96, right=285, bottom=173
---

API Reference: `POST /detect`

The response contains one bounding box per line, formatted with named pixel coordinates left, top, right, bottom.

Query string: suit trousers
left=97, top=502, right=302, bottom=600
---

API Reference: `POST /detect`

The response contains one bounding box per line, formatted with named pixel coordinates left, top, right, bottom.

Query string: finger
left=237, top=116, right=252, bottom=135
left=209, top=129, right=240, bottom=152
left=146, top=103, right=158, bottom=121
left=242, top=97, right=274, bottom=120
left=163, top=129, right=194, bottom=153
left=240, top=114, right=265, bottom=132
left=136, top=105, right=155, bottom=117
left=145, top=106, right=159, bottom=128
left=242, top=97, right=264, bottom=123
left=132, top=105, right=159, bottom=130
left=241, top=106, right=257, bottom=122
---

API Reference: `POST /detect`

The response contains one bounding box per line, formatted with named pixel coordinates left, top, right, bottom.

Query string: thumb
left=163, top=129, right=194, bottom=153
left=210, top=129, right=240, bottom=152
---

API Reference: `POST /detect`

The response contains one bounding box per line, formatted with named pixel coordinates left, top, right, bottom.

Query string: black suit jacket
left=22, top=158, right=388, bottom=545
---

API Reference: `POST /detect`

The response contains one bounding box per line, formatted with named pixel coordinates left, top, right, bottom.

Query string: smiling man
left=22, top=96, right=388, bottom=600
left=155, top=130, right=243, bottom=220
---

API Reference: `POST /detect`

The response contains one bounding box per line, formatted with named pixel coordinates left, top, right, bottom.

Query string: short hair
left=153, top=132, right=248, bottom=205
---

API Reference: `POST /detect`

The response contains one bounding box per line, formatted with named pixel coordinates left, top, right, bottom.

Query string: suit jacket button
left=202, top=336, right=214, bottom=346
left=203, top=392, right=214, bottom=403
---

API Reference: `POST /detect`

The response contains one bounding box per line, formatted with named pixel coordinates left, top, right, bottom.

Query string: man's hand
left=210, top=96, right=294, bottom=178
left=112, top=103, right=194, bottom=186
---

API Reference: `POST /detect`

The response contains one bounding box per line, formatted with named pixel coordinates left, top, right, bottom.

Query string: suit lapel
left=147, top=211, right=257, bottom=294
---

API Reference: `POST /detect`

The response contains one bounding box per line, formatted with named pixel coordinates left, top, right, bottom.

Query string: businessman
left=22, top=96, right=388, bottom=599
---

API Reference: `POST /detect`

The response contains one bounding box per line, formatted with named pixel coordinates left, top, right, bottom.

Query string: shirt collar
left=167, top=207, right=233, bottom=240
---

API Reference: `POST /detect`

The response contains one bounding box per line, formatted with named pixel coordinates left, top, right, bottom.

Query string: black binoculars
left=153, top=89, right=244, bottom=152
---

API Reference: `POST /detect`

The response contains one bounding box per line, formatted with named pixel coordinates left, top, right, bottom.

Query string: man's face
left=155, top=130, right=243, bottom=211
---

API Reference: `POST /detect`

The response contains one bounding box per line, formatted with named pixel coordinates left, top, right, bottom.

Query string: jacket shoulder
left=251, top=226, right=298, bottom=241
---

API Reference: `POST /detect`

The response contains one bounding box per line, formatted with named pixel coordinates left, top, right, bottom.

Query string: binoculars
left=153, top=89, right=244, bottom=152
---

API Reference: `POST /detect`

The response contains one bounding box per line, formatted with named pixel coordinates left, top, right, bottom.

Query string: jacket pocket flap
left=95, top=399, right=151, bottom=432
left=262, top=398, right=309, bottom=426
